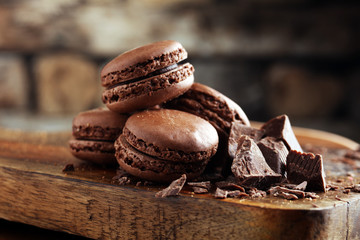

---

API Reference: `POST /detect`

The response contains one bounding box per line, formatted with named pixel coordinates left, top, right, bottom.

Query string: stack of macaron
left=69, top=40, right=250, bottom=182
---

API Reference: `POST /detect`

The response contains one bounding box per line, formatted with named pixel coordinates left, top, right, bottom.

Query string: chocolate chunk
left=215, top=181, right=245, bottom=192
left=192, top=187, right=209, bottom=194
left=275, top=192, right=298, bottom=200
left=231, top=136, right=282, bottom=189
left=257, top=137, right=289, bottom=175
left=305, top=192, right=320, bottom=199
left=269, top=186, right=305, bottom=198
left=214, top=188, right=228, bottom=199
left=114, top=176, right=131, bottom=185
left=294, top=181, right=307, bottom=191
left=187, top=181, right=211, bottom=190
left=248, top=188, right=267, bottom=198
left=228, top=122, right=265, bottom=159
left=261, top=115, right=302, bottom=152
left=286, top=150, right=326, bottom=192
left=155, top=174, right=187, bottom=198
left=214, top=188, right=248, bottom=198
left=62, top=163, right=75, bottom=172
left=227, top=190, right=248, bottom=198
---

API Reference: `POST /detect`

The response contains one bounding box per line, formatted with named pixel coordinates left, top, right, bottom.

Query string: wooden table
left=0, top=126, right=359, bottom=240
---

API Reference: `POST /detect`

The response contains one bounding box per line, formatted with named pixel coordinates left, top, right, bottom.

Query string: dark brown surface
left=1, top=128, right=360, bottom=239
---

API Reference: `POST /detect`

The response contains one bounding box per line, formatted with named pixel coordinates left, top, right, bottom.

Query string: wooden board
left=0, top=126, right=360, bottom=240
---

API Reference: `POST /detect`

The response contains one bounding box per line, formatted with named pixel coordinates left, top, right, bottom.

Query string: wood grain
left=0, top=127, right=360, bottom=240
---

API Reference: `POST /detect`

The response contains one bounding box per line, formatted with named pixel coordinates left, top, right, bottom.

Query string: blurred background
left=0, top=0, right=359, bottom=141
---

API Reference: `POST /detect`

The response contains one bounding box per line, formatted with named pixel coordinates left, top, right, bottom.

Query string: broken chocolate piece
left=286, top=150, right=326, bottom=192
left=227, top=190, right=248, bottom=198
left=257, top=137, right=289, bottom=175
left=214, top=188, right=248, bottom=198
left=231, top=136, right=282, bottom=189
left=269, top=186, right=305, bottom=198
left=228, top=122, right=265, bottom=158
left=155, top=174, right=187, bottom=198
left=294, top=181, right=307, bottom=191
left=261, top=115, right=302, bottom=152
left=275, top=192, right=298, bottom=200
left=305, top=192, right=319, bottom=199
left=248, top=188, right=267, bottom=198
left=62, top=163, right=75, bottom=172
left=215, top=181, right=246, bottom=192
left=214, top=188, right=228, bottom=199
left=187, top=181, right=211, bottom=190
left=192, top=187, right=209, bottom=194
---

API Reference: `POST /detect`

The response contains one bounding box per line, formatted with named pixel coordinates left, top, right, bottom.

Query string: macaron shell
left=72, top=108, right=128, bottom=141
left=124, top=109, right=219, bottom=154
left=104, top=74, right=194, bottom=114
left=69, top=139, right=117, bottom=165
left=101, top=40, right=187, bottom=87
left=115, top=135, right=205, bottom=182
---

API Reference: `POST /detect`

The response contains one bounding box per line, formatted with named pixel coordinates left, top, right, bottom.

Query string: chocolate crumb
left=275, top=192, right=298, bottom=200
left=269, top=186, right=305, bottom=198
left=294, top=181, right=307, bottom=191
left=335, top=196, right=347, bottom=202
left=312, top=203, right=320, bottom=208
left=305, top=192, right=319, bottom=199
left=227, top=190, right=248, bottom=198
left=62, top=163, right=75, bottom=172
left=115, top=176, right=131, bottom=185
left=326, top=184, right=340, bottom=191
left=215, top=181, right=245, bottom=192
left=214, top=188, right=228, bottom=199
left=187, top=181, right=211, bottom=190
left=155, top=174, right=187, bottom=198
left=192, top=187, right=208, bottom=194
left=343, top=189, right=351, bottom=194
left=248, top=188, right=267, bottom=198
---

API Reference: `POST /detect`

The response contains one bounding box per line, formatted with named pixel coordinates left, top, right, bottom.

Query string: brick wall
left=0, top=0, right=359, bottom=139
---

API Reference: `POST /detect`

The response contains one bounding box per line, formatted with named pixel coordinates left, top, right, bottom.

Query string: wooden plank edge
left=0, top=164, right=354, bottom=240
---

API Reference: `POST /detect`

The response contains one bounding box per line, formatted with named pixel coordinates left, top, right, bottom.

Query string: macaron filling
left=105, top=63, right=181, bottom=89
left=115, top=135, right=207, bottom=175
left=102, top=63, right=194, bottom=104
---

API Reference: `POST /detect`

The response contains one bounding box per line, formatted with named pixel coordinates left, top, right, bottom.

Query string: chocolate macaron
left=164, top=82, right=250, bottom=136
left=69, top=108, right=128, bottom=165
left=115, top=109, right=219, bottom=182
left=101, top=40, right=194, bottom=113
left=164, top=82, right=250, bottom=175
